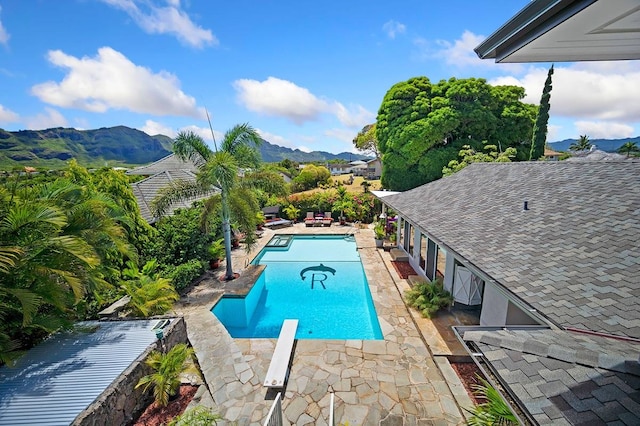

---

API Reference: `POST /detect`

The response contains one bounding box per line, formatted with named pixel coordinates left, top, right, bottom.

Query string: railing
left=329, top=391, right=335, bottom=426
left=263, top=392, right=283, bottom=426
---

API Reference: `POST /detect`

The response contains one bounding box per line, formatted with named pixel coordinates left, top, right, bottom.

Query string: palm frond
left=151, top=179, right=215, bottom=218
left=0, top=246, right=22, bottom=274
left=173, top=131, right=212, bottom=166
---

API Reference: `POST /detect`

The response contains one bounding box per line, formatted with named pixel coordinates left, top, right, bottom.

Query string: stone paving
left=175, top=223, right=473, bottom=425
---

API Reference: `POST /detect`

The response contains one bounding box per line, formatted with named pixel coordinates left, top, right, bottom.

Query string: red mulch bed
left=451, top=362, right=487, bottom=405
left=391, top=261, right=417, bottom=279
left=134, top=385, right=198, bottom=426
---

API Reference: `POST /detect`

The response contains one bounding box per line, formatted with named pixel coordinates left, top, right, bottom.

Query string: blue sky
left=1, top=1, right=638, bottom=154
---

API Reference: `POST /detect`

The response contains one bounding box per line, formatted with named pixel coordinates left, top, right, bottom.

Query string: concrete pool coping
left=175, top=223, right=474, bottom=425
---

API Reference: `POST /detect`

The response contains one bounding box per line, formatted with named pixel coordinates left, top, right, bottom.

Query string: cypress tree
left=529, top=64, right=554, bottom=161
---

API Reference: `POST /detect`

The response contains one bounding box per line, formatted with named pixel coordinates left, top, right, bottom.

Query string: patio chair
left=304, top=212, right=315, bottom=227
left=322, top=212, right=333, bottom=227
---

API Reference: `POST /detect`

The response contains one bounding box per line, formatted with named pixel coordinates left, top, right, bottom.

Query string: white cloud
left=324, top=128, right=358, bottom=145
left=25, top=107, right=68, bottom=129
left=0, top=6, right=9, bottom=46
left=574, top=121, right=634, bottom=139
left=425, top=30, right=525, bottom=74
left=382, top=20, right=406, bottom=39
left=234, top=77, right=328, bottom=124
left=0, top=104, right=19, bottom=124
left=141, top=119, right=176, bottom=138
left=547, top=124, right=562, bottom=142
left=99, top=0, right=216, bottom=48
left=31, top=47, right=205, bottom=118
left=179, top=124, right=222, bottom=143
left=233, top=76, right=374, bottom=128
left=489, top=62, right=640, bottom=123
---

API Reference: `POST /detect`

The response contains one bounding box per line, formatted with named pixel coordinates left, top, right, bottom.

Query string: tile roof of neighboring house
left=126, top=153, right=199, bottom=175
left=544, top=148, right=562, bottom=156
left=382, top=161, right=640, bottom=339
left=0, top=320, right=163, bottom=426
left=463, top=329, right=640, bottom=425
left=131, top=169, right=218, bottom=223
left=567, top=149, right=628, bottom=162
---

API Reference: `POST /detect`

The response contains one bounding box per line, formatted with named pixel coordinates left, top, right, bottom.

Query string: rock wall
left=72, top=317, right=188, bottom=426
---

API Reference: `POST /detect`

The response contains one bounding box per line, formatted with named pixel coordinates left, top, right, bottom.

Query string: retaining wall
left=71, top=317, right=188, bottom=426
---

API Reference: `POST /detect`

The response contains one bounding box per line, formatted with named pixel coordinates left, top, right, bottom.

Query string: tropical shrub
left=167, top=406, right=222, bottom=425
left=121, top=260, right=179, bottom=317
left=467, top=377, right=518, bottom=425
left=136, top=343, right=199, bottom=407
left=404, top=279, right=453, bottom=318
left=169, top=259, right=205, bottom=292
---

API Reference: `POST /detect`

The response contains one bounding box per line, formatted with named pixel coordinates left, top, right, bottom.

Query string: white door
left=453, top=266, right=484, bottom=306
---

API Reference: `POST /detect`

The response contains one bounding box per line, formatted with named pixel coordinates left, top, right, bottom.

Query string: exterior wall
left=365, top=159, right=382, bottom=179
left=480, top=283, right=510, bottom=326
left=72, top=317, right=189, bottom=426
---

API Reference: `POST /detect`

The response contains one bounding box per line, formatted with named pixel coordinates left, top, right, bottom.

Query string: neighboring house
left=543, top=147, right=562, bottom=161
left=127, top=154, right=217, bottom=223
left=567, top=148, right=628, bottom=162
left=350, top=160, right=368, bottom=177
left=364, top=158, right=382, bottom=179
left=378, top=161, right=640, bottom=424
left=327, top=163, right=352, bottom=176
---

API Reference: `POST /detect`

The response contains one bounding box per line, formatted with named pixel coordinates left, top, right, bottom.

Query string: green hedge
left=169, top=259, right=205, bottom=292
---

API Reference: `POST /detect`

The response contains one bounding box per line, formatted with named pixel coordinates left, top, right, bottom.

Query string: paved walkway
left=175, top=223, right=474, bottom=425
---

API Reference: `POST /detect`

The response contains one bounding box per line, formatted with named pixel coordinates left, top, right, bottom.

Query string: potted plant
left=208, top=239, right=225, bottom=269
left=136, top=343, right=199, bottom=407
left=282, top=204, right=300, bottom=222
left=374, top=222, right=385, bottom=248
left=256, top=211, right=266, bottom=230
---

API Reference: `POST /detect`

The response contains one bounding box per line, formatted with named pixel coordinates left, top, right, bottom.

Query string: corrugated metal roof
left=0, top=320, right=164, bottom=426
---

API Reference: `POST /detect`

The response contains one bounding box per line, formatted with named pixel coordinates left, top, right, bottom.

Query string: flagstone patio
left=174, top=223, right=474, bottom=425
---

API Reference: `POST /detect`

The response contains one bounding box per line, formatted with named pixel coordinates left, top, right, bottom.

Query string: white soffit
left=504, top=0, right=640, bottom=62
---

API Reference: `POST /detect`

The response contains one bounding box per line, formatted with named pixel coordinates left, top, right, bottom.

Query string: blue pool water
left=212, top=235, right=383, bottom=339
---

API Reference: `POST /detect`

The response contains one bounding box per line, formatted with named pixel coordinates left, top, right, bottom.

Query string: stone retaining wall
left=72, top=317, right=188, bottom=426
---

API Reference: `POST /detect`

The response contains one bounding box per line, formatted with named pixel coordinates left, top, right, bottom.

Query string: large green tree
left=153, top=125, right=275, bottom=281
left=0, top=177, right=132, bottom=361
left=353, top=124, right=380, bottom=158
left=376, top=77, right=536, bottom=190
left=529, top=65, right=554, bottom=161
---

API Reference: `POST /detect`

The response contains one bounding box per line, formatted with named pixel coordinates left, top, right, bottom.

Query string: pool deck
left=174, top=223, right=475, bottom=425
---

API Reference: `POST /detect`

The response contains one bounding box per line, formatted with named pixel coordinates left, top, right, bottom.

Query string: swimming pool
left=212, top=235, right=383, bottom=340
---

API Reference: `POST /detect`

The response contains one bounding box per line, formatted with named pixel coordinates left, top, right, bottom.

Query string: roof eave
left=474, top=0, right=597, bottom=62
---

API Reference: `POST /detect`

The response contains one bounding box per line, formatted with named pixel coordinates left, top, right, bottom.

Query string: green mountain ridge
left=0, top=126, right=369, bottom=170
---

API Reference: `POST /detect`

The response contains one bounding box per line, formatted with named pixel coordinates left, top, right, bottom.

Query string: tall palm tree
left=153, top=124, right=266, bottom=281
left=618, top=141, right=639, bottom=158
left=569, top=134, right=592, bottom=151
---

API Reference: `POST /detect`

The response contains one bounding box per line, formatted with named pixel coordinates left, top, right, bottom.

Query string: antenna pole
left=205, top=108, right=218, bottom=151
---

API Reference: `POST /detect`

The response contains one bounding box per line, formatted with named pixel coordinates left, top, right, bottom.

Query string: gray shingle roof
left=382, top=161, right=640, bottom=338
left=126, top=153, right=199, bottom=175
left=0, top=320, right=163, bottom=426
left=131, top=169, right=217, bottom=223
left=464, top=329, right=640, bottom=425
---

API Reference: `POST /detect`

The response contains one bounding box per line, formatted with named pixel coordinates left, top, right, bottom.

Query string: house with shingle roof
left=127, top=154, right=217, bottom=223
left=378, top=161, right=640, bottom=424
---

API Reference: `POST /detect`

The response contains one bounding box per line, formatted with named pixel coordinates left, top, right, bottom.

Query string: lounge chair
left=304, top=212, right=315, bottom=227
left=322, top=212, right=332, bottom=227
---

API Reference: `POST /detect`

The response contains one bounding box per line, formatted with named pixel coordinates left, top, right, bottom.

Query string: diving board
left=263, top=319, right=298, bottom=388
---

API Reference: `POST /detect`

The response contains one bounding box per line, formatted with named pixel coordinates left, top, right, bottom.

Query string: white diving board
left=263, top=319, right=298, bottom=388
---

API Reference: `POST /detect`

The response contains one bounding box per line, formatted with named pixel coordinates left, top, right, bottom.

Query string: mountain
left=549, top=137, right=639, bottom=152
left=0, top=126, right=173, bottom=169
left=258, top=139, right=370, bottom=163
left=0, top=125, right=370, bottom=170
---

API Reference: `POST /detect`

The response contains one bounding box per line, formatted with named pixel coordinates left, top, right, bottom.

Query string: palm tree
left=569, top=134, right=592, bottom=151
left=618, top=141, right=639, bottom=158
left=153, top=124, right=269, bottom=281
